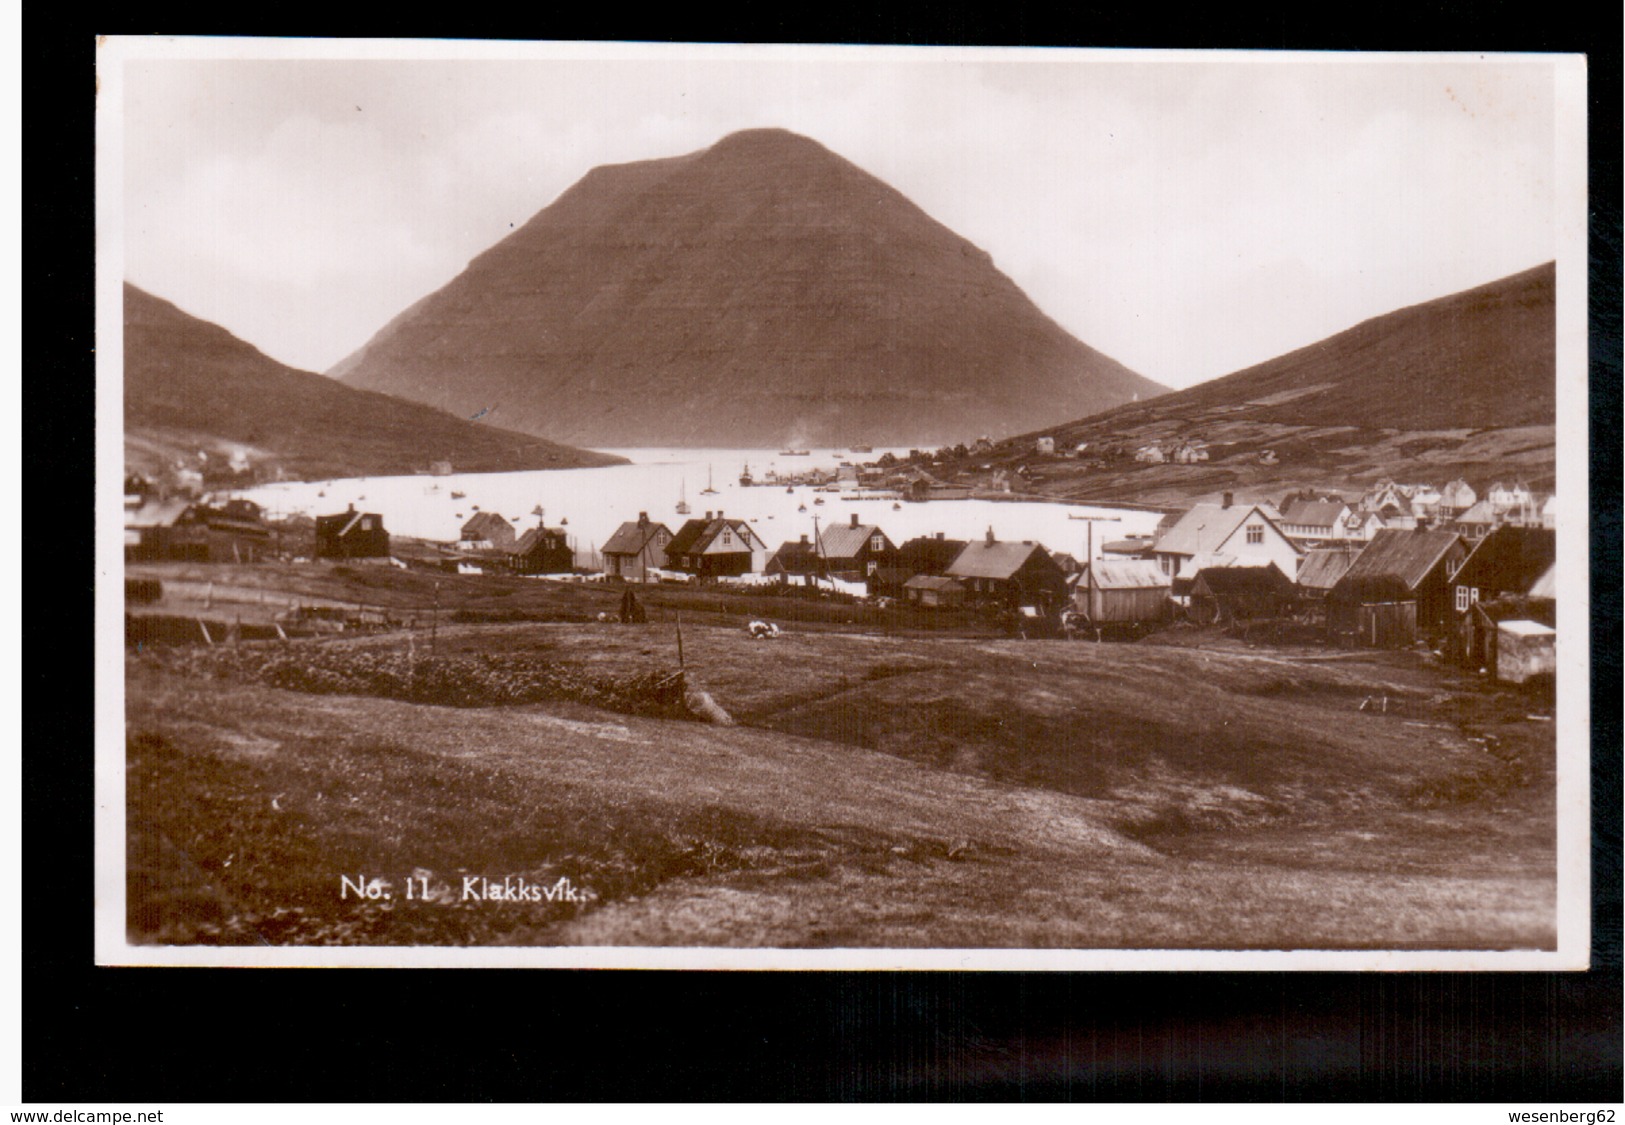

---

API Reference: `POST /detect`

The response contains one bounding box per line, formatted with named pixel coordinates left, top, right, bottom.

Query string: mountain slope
left=124, top=283, right=624, bottom=480
left=934, top=263, right=1558, bottom=505
left=334, top=128, right=1166, bottom=448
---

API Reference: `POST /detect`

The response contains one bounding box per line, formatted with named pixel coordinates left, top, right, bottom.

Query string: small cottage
left=903, top=574, right=967, bottom=608
left=946, top=531, right=1069, bottom=613
left=1326, top=528, right=1466, bottom=645
left=508, top=525, right=574, bottom=575
left=460, top=512, right=516, bottom=551
left=1187, top=564, right=1295, bottom=625
left=1072, top=559, right=1170, bottom=624
left=601, top=513, right=673, bottom=582
left=316, top=507, right=389, bottom=560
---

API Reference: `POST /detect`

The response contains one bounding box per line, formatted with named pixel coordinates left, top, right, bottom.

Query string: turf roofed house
left=1326, top=528, right=1467, bottom=648
left=946, top=529, right=1069, bottom=614
left=765, top=535, right=822, bottom=587
left=601, top=513, right=672, bottom=582
left=315, top=506, right=389, bottom=560
left=509, top=524, right=574, bottom=576
left=664, top=511, right=768, bottom=579
left=1187, top=563, right=1296, bottom=626
left=1151, top=493, right=1305, bottom=581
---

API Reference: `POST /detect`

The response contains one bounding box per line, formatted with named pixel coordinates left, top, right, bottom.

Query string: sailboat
left=675, top=477, right=690, bottom=515
left=700, top=464, right=718, bottom=495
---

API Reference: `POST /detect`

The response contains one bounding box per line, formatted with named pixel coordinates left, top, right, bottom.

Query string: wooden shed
left=904, top=574, right=967, bottom=608
left=1187, top=563, right=1295, bottom=625
left=1072, top=560, right=1170, bottom=624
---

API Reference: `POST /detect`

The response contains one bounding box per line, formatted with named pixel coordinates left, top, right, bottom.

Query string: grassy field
left=123, top=562, right=1556, bottom=951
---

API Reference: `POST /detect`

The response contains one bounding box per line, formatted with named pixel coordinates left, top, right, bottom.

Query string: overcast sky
left=113, top=43, right=1563, bottom=391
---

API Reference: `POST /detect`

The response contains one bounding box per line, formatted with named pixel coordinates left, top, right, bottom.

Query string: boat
left=676, top=478, right=690, bottom=515
left=850, top=445, right=874, bottom=454
left=700, top=464, right=718, bottom=495
left=531, top=504, right=545, bottom=516
left=786, top=486, right=795, bottom=494
left=798, top=503, right=807, bottom=513
left=779, top=449, right=811, bottom=457
left=892, top=502, right=902, bottom=510
left=813, top=497, right=825, bottom=506
left=739, top=463, right=754, bottom=487
left=451, top=490, right=466, bottom=499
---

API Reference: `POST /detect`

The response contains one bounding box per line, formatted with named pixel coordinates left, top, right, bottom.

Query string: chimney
left=637, top=511, right=648, bottom=527
left=985, top=526, right=996, bottom=546
left=800, top=534, right=809, bottom=545
left=704, top=511, right=712, bottom=520
left=851, top=513, right=860, bottom=529
left=935, top=531, right=945, bottom=541
left=1222, top=491, right=1234, bottom=509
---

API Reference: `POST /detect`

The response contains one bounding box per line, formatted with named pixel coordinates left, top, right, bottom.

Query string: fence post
left=675, top=612, right=685, bottom=669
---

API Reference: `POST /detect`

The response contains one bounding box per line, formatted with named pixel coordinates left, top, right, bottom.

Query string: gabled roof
left=897, top=536, right=968, bottom=571
left=818, top=522, right=887, bottom=560
left=1455, top=499, right=1499, bottom=525
left=668, top=517, right=763, bottom=555
left=1528, top=562, right=1557, bottom=599
left=511, top=526, right=567, bottom=555
left=766, top=540, right=820, bottom=574
left=1337, top=529, right=1463, bottom=591
left=461, top=511, right=513, bottom=539
left=1153, top=503, right=1300, bottom=557
left=947, top=540, right=1052, bottom=581
left=1080, top=559, right=1169, bottom=590
left=1280, top=499, right=1349, bottom=528
left=602, top=519, right=670, bottom=557
left=1454, top=526, right=1556, bottom=595
left=1296, top=547, right=1362, bottom=591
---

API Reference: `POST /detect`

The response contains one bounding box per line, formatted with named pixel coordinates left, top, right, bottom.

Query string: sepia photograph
left=94, top=38, right=1590, bottom=968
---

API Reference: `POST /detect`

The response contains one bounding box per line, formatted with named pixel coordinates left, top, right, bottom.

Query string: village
left=123, top=452, right=1558, bottom=689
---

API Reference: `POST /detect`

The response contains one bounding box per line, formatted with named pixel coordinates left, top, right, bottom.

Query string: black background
left=27, top=7, right=1622, bottom=1102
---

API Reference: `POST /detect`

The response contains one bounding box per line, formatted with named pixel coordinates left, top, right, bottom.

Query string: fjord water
left=243, top=448, right=1166, bottom=564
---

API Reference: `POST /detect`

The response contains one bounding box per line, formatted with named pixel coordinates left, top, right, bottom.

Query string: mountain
left=332, top=128, right=1166, bottom=448
left=123, top=283, right=625, bottom=481
left=930, top=263, right=1558, bottom=505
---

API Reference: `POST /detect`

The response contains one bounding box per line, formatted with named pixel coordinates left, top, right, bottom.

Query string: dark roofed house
left=460, top=511, right=516, bottom=551
left=946, top=530, right=1068, bottom=613
left=903, top=574, right=966, bottom=608
left=509, top=524, right=574, bottom=575
left=896, top=533, right=969, bottom=578
left=1327, top=528, right=1465, bottom=646
left=316, top=506, right=389, bottom=560
left=665, top=511, right=767, bottom=579
left=1187, top=563, right=1295, bottom=625
left=601, top=513, right=672, bottom=582
left=766, top=536, right=822, bottom=586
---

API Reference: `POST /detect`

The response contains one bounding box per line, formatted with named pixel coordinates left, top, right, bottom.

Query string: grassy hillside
left=125, top=562, right=1555, bottom=950
left=124, top=283, right=625, bottom=481
left=929, top=263, right=1557, bottom=506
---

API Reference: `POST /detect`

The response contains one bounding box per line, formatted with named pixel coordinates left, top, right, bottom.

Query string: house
left=664, top=511, right=768, bottom=579
left=895, top=533, right=969, bottom=579
left=1187, top=564, right=1295, bottom=625
left=1296, top=545, right=1363, bottom=602
left=124, top=498, right=200, bottom=561
left=1326, top=528, right=1467, bottom=645
left=601, top=513, right=673, bottom=582
left=816, top=514, right=896, bottom=581
left=1151, top=494, right=1304, bottom=581
left=1171, top=441, right=1210, bottom=464
left=430, top=460, right=454, bottom=476
left=1407, top=485, right=1444, bottom=521
left=316, top=507, right=390, bottom=560
left=1342, top=510, right=1387, bottom=542
left=1439, top=479, right=1478, bottom=518
left=193, top=498, right=273, bottom=563
left=945, top=531, right=1069, bottom=613
left=1448, top=526, right=1556, bottom=669
left=1486, top=481, right=1534, bottom=513
left=1035, top=436, right=1055, bottom=455
left=765, top=536, right=822, bottom=587
left=903, top=574, right=967, bottom=609
left=1359, top=482, right=1417, bottom=529
left=509, top=524, right=574, bottom=575
left=1071, top=559, right=1170, bottom=624
left=460, top=512, right=516, bottom=551
left=1133, top=443, right=1166, bottom=464
left=1452, top=499, right=1500, bottom=540
left=1278, top=498, right=1354, bottom=545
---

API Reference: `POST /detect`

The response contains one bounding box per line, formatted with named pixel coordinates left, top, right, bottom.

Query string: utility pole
left=431, top=581, right=440, bottom=653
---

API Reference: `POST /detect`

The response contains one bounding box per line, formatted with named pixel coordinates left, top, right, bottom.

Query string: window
left=360, top=517, right=373, bottom=531
left=1246, top=524, right=1263, bottom=545
left=1159, top=555, right=1173, bottom=576
left=871, top=533, right=884, bottom=551
left=1456, top=586, right=1470, bottom=612
left=722, top=531, right=732, bottom=545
